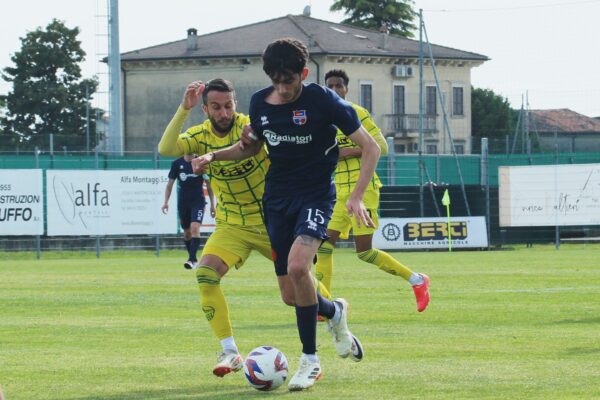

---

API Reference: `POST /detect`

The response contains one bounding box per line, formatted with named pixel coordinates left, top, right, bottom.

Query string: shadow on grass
left=564, top=347, right=600, bottom=356
left=64, top=385, right=294, bottom=400
left=554, top=317, right=600, bottom=324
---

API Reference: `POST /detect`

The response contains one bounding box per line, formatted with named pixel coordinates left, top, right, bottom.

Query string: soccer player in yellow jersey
left=316, top=69, right=430, bottom=312
left=158, top=79, right=271, bottom=377
left=158, top=78, right=333, bottom=378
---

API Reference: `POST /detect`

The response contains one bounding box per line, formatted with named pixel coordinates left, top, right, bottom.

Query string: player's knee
left=287, top=260, right=308, bottom=281
left=357, top=248, right=376, bottom=263
left=280, top=291, right=296, bottom=306
left=196, top=265, right=220, bottom=292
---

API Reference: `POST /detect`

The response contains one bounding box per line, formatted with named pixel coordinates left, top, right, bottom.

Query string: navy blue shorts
left=178, top=201, right=206, bottom=229
left=264, top=194, right=334, bottom=276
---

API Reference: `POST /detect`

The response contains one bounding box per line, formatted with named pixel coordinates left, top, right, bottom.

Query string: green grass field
left=1, top=245, right=599, bottom=399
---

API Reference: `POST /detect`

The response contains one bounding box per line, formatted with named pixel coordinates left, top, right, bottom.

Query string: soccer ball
left=243, top=346, right=289, bottom=391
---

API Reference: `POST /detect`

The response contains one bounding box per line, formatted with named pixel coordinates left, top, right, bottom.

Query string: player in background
left=158, top=78, right=334, bottom=379
left=316, top=69, right=430, bottom=312
left=161, top=154, right=215, bottom=270
left=193, top=38, right=378, bottom=391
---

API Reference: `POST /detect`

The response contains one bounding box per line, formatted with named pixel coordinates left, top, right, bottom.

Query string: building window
left=426, top=86, right=436, bottom=115
left=394, top=143, right=406, bottom=153
left=393, top=85, right=405, bottom=115
left=453, top=87, right=464, bottom=116
left=454, top=144, right=465, bottom=154
left=426, top=144, right=437, bottom=154
left=360, top=83, right=373, bottom=113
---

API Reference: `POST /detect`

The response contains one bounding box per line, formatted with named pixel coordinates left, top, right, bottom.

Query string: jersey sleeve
left=249, top=91, right=266, bottom=140
left=328, top=88, right=361, bottom=136
left=355, top=107, right=380, bottom=137
left=355, top=105, right=388, bottom=155
left=176, top=128, right=203, bottom=155
left=168, top=160, right=178, bottom=180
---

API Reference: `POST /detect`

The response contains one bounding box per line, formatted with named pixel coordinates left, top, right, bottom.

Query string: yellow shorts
left=328, top=189, right=379, bottom=239
left=201, top=223, right=272, bottom=269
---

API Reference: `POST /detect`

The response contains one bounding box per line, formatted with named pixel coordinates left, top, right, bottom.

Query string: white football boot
left=212, top=351, right=243, bottom=377
left=288, top=354, right=322, bottom=391
left=327, top=298, right=363, bottom=361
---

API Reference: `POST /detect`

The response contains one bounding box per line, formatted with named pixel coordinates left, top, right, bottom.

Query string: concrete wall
left=122, top=56, right=477, bottom=153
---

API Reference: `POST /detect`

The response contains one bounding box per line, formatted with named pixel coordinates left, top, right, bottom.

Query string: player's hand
left=339, top=148, right=353, bottom=159
left=210, top=205, right=216, bottom=218
left=191, top=153, right=213, bottom=174
left=346, top=195, right=374, bottom=228
left=161, top=203, right=169, bottom=214
left=182, top=81, right=206, bottom=110
left=239, top=124, right=257, bottom=149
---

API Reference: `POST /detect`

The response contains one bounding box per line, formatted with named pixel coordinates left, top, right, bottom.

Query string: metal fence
left=1, top=142, right=599, bottom=255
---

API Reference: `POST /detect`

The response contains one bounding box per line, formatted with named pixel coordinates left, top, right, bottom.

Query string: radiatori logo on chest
left=263, top=129, right=312, bottom=146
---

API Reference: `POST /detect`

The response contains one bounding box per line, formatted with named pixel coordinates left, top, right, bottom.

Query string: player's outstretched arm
left=158, top=81, right=206, bottom=157
left=346, top=126, right=381, bottom=227
left=191, top=139, right=263, bottom=174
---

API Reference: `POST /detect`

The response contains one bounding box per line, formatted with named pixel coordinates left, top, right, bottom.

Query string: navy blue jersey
left=168, top=157, right=205, bottom=206
left=249, top=83, right=361, bottom=198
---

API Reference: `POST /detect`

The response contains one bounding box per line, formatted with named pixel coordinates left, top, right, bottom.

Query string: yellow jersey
left=335, top=103, right=383, bottom=195
left=177, top=113, right=269, bottom=226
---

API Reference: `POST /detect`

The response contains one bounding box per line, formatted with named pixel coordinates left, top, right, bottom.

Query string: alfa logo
left=292, top=110, right=307, bottom=125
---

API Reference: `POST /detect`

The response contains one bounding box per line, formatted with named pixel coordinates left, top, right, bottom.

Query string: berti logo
left=381, top=223, right=402, bottom=241
left=404, top=221, right=468, bottom=241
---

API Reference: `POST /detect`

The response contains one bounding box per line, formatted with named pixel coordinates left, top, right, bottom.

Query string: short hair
left=262, top=38, right=308, bottom=78
left=324, top=69, right=350, bottom=86
left=202, top=78, right=235, bottom=105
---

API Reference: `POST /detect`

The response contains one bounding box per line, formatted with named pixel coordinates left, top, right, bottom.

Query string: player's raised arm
left=158, top=81, right=206, bottom=157
left=345, top=126, right=381, bottom=227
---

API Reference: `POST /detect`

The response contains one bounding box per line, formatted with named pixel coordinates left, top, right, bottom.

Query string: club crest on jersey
left=292, top=110, right=307, bottom=125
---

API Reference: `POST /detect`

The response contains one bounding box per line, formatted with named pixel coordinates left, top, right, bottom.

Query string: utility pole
left=108, top=0, right=123, bottom=154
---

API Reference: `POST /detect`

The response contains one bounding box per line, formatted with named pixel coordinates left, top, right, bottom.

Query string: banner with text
left=47, top=170, right=178, bottom=236
left=499, top=163, right=600, bottom=227
left=373, top=217, right=488, bottom=250
left=0, top=169, right=44, bottom=235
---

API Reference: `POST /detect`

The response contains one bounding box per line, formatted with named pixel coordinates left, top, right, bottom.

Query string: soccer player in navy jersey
left=162, top=154, right=215, bottom=269
left=192, top=37, right=380, bottom=391
left=316, top=69, right=430, bottom=312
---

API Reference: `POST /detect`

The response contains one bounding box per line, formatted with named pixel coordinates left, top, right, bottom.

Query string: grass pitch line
left=448, top=285, right=600, bottom=294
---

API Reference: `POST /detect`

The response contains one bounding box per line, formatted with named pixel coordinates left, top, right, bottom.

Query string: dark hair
left=324, top=69, right=350, bottom=86
left=202, top=78, right=235, bottom=105
left=262, top=38, right=308, bottom=78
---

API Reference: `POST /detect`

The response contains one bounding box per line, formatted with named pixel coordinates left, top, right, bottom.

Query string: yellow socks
left=315, top=241, right=334, bottom=293
left=313, top=275, right=332, bottom=300
left=196, top=265, right=232, bottom=339
left=357, top=248, right=413, bottom=281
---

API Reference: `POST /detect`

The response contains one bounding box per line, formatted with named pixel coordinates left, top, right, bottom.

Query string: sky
left=1, top=0, right=599, bottom=117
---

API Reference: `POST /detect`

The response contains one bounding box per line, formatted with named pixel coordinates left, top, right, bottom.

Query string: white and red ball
left=243, top=346, right=289, bottom=391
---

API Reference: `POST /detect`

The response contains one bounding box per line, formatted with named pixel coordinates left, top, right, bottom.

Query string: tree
left=471, top=87, right=519, bottom=153
left=0, top=95, right=7, bottom=150
left=1, top=19, right=100, bottom=151
left=330, top=0, right=417, bottom=38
